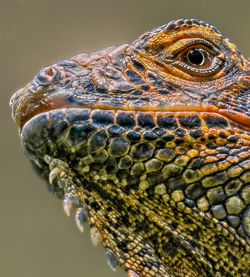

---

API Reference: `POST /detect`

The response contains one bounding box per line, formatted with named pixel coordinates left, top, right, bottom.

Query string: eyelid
left=164, top=38, right=220, bottom=60
left=173, top=58, right=223, bottom=76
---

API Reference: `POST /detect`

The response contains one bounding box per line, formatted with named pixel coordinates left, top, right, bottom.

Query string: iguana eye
left=187, top=49, right=205, bottom=65
left=160, top=38, right=225, bottom=78
left=174, top=44, right=223, bottom=77
left=183, top=47, right=214, bottom=69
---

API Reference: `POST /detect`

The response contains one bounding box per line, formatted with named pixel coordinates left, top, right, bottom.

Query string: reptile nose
left=34, top=66, right=61, bottom=87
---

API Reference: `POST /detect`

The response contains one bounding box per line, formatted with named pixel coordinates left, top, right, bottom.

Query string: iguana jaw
left=10, top=88, right=250, bottom=133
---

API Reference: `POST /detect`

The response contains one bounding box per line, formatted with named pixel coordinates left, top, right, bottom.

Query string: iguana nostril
left=46, top=67, right=54, bottom=76
left=35, top=66, right=60, bottom=86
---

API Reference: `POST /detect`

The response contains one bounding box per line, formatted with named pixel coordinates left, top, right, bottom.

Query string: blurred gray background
left=0, top=0, right=249, bottom=276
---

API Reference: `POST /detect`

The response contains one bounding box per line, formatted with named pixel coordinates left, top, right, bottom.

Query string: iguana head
left=10, top=19, right=249, bottom=131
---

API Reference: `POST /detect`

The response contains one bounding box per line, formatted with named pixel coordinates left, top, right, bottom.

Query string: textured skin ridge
left=10, top=19, right=249, bottom=276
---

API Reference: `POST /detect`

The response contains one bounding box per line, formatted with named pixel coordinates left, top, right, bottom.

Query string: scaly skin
left=10, top=19, right=249, bottom=276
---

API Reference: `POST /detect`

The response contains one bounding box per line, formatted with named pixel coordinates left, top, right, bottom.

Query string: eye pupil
left=187, top=49, right=204, bottom=65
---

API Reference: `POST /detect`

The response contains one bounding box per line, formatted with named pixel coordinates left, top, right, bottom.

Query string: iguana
left=10, top=18, right=250, bottom=276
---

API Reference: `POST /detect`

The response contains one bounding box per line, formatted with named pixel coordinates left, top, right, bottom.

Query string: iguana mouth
left=10, top=87, right=250, bottom=132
